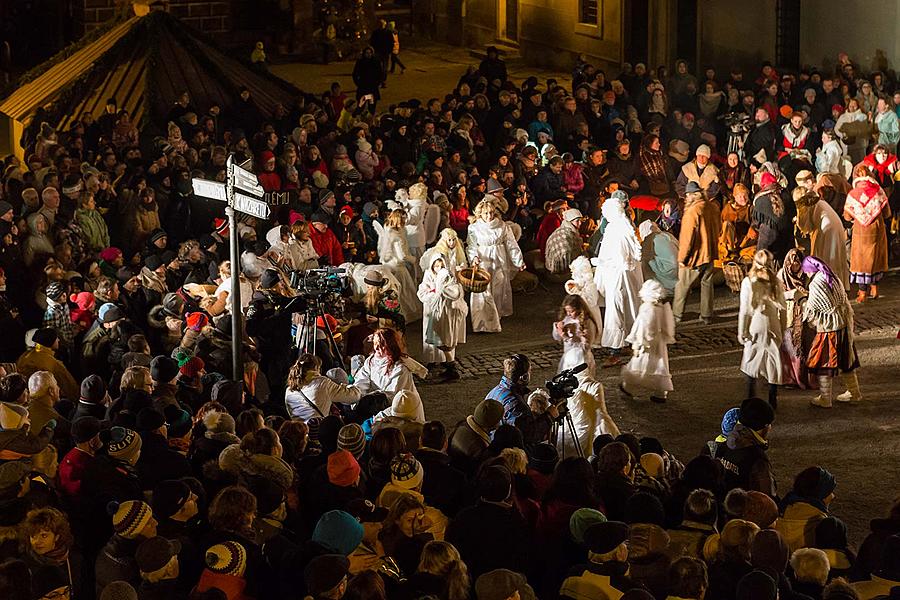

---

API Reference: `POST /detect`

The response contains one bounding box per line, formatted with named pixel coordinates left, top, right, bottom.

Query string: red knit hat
left=316, top=314, right=339, bottom=331
left=179, top=356, right=205, bottom=378
left=327, top=450, right=361, bottom=487
left=760, top=172, right=777, bottom=188
left=260, top=150, right=275, bottom=163
left=214, top=218, right=229, bottom=235
left=186, top=312, right=209, bottom=332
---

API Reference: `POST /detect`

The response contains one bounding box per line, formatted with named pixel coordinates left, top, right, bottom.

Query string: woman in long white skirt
left=377, top=208, right=422, bottom=323
left=620, top=279, right=675, bottom=403
left=558, top=349, right=620, bottom=458
left=417, top=251, right=468, bottom=379
left=552, top=294, right=599, bottom=377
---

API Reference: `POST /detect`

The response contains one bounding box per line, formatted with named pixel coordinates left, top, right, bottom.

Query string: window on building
left=580, top=0, right=599, bottom=25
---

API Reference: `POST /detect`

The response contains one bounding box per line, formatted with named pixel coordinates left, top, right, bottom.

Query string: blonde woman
left=466, top=199, right=525, bottom=333
left=431, top=228, right=468, bottom=274
left=412, top=540, right=471, bottom=600
left=738, top=249, right=787, bottom=409
left=377, top=209, right=421, bottom=322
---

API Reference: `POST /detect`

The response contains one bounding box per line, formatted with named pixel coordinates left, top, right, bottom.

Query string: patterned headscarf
left=779, top=248, right=807, bottom=292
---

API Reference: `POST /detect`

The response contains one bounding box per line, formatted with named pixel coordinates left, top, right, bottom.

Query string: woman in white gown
left=558, top=348, right=620, bottom=458
left=377, top=209, right=422, bottom=322
left=431, top=228, right=468, bottom=274
left=594, top=191, right=644, bottom=352
left=417, top=251, right=468, bottom=378
left=466, top=199, right=525, bottom=333
left=551, top=294, right=598, bottom=376
left=620, top=279, right=676, bottom=403
left=564, top=256, right=603, bottom=344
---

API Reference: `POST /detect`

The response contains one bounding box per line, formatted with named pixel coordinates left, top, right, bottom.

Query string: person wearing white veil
left=594, top=190, right=643, bottom=356
left=638, top=220, right=679, bottom=296
left=557, top=346, right=620, bottom=458
left=417, top=251, right=468, bottom=379
left=376, top=208, right=422, bottom=322
left=431, top=228, right=468, bottom=274
left=405, top=183, right=429, bottom=278
left=564, top=256, right=603, bottom=345
left=619, top=278, right=676, bottom=403
left=466, top=198, right=525, bottom=333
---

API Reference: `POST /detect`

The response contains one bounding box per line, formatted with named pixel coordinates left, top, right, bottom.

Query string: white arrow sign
left=232, top=163, right=265, bottom=199
left=192, top=178, right=227, bottom=201
left=232, top=192, right=271, bottom=219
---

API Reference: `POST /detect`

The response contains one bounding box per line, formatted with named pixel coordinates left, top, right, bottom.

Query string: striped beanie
left=109, top=500, right=154, bottom=538
left=108, top=427, right=142, bottom=464
left=337, top=423, right=366, bottom=459
left=205, top=541, right=247, bottom=577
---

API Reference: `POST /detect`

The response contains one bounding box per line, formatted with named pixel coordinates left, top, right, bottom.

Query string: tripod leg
left=317, top=304, right=346, bottom=367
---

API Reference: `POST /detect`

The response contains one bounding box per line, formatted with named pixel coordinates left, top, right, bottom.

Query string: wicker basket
left=458, top=266, right=492, bottom=293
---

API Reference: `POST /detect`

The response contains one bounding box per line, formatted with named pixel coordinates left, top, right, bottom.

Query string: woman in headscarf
left=802, top=256, right=862, bottom=407
left=737, top=249, right=787, bottom=408
left=23, top=212, right=55, bottom=267
left=752, top=171, right=793, bottom=263
left=814, top=171, right=851, bottom=216
left=844, top=164, right=891, bottom=303
left=594, top=190, right=644, bottom=358
left=778, top=249, right=817, bottom=390
left=637, top=134, right=672, bottom=197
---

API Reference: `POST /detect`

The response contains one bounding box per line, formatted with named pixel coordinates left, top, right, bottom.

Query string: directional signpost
left=191, top=155, right=271, bottom=378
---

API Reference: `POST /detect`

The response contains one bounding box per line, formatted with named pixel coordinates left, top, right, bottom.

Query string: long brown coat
left=678, top=196, right=722, bottom=268
left=846, top=208, right=890, bottom=275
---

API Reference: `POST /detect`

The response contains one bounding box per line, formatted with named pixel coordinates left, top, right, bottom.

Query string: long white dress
left=563, top=376, right=621, bottom=458
left=621, top=301, right=676, bottom=393
left=405, top=196, right=428, bottom=277
left=466, top=217, right=525, bottom=333
left=377, top=226, right=423, bottom=322
left=417, top=257, right=468, bottom=364
left=797, top=200, right=850, bottom=291
left=565, top=257, right=604, bottom=345
left=738, top=276, right=787, bottom=384
left=551, top=315, right=597, bottom=377
left=595, top=205, right=644, bottom=349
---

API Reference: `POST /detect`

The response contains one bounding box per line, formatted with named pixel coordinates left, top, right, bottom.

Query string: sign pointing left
left=192, top=178, right=226, bottom=202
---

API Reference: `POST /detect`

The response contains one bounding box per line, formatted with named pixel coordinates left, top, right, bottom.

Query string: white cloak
left=466, top=218, right=525, bottom=333
left=594, top=219, right=644, bottom=349
left=417, top=265, right=468, bottom=363
left=561, top=377, right=621, bottom=458
left=621, top=301, right=675, bottom=393
left=738, top=277, right=787, bottom=384
left=798, top=200, right=850, bottom=291
left=377, top=226, right=422, bottom=322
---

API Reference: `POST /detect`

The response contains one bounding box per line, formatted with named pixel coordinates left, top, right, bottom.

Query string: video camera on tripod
left=289, top=266, right=351, bottom=298
left=288, top=267, right=352, bottom=367
left=545, top=363, right=588, bottom=458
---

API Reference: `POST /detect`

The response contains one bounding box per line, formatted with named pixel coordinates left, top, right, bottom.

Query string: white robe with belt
left=466, top=218, right=525, bottom=332
left=417, top=267, right=468, bottom=363
left=798, top=200, right=850, bottom=291
left=738, top=277, right=787, bottom=384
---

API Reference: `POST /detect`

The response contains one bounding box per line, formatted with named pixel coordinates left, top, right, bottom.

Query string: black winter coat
left=135, top=432, right=192, bottom=491
left=415, top=448, right=467, bottom=517
left=445, top=501, right=530, bottom=580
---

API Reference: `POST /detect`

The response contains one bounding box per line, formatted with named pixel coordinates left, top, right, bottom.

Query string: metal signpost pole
left=226, top=156, right=243, bottom=380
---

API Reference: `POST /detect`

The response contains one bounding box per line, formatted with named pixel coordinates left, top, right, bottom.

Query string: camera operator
left=486, top=354, right=558, bottom=447
left=246, top=268, right=302, bottom=400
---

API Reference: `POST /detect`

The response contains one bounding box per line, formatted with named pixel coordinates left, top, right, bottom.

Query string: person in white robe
left=638, top=220, right=679, bottom=296
left=794, top=172, right=850, bottom=291
left=431, top=228, right=468, bottom=275
left=552, top=294, right=599, bottom=377
left=417, top=251, right=468, bottom=378
left=466, top=199, right=525, bottom=333
left=619, top=279, right=675, bottom=403
left=594, top=190, right=644, bottom=353
left=558, top=349, right=620, bottom=458
left=738, top=249, right=787, bottom=408
left=405, top=183, right=429, bottom=278
left=564, top=256, right=603, bottom=345
left=351, top=328, right=428, bottom=408
left=376, top=209, right=422, bottom=322
left=265, top=222, right=319, bottom=272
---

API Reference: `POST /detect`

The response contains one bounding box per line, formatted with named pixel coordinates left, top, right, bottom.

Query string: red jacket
left=309, top=226, right=344, bottom=266
left=537, top=213, right=563, bottom=258
left=194, top=570, right=251, bottom=600
left=58, top=446, right=94, bottom=498
left=256, top=170, right=282, bottom=193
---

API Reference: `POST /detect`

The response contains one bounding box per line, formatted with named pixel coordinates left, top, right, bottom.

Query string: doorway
left=624, top=0, right=649, bottom=64
left=498, top=0, right=518, bottom=43
left=675, top=0, right=697, bottom=69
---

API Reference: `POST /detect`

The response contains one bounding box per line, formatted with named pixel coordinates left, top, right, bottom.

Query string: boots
left=856, top=290, right=867, bottom=304
left=868, top=284, right=879, bottom=299
left=810, top=375, right=834, bottom=408
left=836, top=371, right=863, bottom=402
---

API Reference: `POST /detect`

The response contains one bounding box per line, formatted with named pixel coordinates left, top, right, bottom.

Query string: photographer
left=486, top=354, right=557, bottom=447
left=246, top=269, right=302, bottom=399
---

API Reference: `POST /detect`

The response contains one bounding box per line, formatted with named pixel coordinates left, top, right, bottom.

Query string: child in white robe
left=417, top=251, right=468, bottom=379
left=620, top=279, right=675, bottom=403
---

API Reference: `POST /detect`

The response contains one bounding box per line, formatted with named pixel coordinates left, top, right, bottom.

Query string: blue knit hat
left=721, top=407, right=741, bottom=436
left=312, top=510, right=364, bottom=555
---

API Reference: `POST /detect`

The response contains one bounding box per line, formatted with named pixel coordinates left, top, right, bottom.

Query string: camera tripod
left=551, top=401, right=584, bottom=459
left=295, top=296, right=345, bottom=368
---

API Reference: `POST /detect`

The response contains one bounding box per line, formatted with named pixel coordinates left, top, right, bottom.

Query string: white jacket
left=284, top=375, right=362, bottom=421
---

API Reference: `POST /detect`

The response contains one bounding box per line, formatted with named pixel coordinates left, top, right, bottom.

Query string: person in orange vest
left=389, top=21, right=406, bottom=75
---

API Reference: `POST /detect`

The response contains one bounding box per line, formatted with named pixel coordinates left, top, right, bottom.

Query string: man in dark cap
left=304, top=554, right=350, bottom=599
left=16, top=328, right=79, bottom=400
left=475, top=569, right=537, bottom=600
left=714, top=397, right=776, bottom=497
left=448, top=398, right=504, bottom=476
left=135, top=408, right=191, bottom=491
left=735, top=569, right=778, bottom=600
left=135, top=536, right=182, bottom=599
left=446, top=464, right=529, bottom=580
left=152, top=479, right=202, bottom=587
left=149, top=356, right=179, bottom=412
left=560, top=521, right=646, bottom=599
left=81, top=303, right=126, bottom=378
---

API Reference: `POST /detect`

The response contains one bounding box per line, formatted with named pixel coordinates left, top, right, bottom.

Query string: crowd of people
left=0, top=32, right=897, bottom=600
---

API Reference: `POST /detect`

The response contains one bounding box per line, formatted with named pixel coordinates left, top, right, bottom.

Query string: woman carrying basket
left=465, top=198, right=525, bottom=333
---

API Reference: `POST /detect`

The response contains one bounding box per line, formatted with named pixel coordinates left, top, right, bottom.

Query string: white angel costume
left=375, top=223, right=422, bottom=322
left=417, top=251, right=468, bottom=364
left=466, top=210, right=525, bottom=333
left=429, top=228, right=468, bottom=275
left=552, top=315, right=597, bottom=377
left=558, top=349, right=620, bottom=458
left=738, top=274, right=787, bottom=385
left=621, top=279, right=676, bottom=396
left=564, top=256, right=603, bottom=345
left=594, top=193, right=644, bottom=349
left=405, top=183, right=429, bottom=277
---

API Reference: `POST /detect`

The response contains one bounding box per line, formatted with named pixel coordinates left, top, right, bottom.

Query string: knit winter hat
left=751, top=528, right=789, bottom=574
left=312, top=510, right=364, bottom=555
left=390, top=453, right=424, bottom=490
left=304, top=554, right=351, bottom=596
left=99, top=247, right=123, bottom=262
left=70, top=291, right=95, bottom=311
left=721, top=407, right=741, bottom=436
left=327, top=450, right=361, bottom=487
left=736, top=570, right=777, bottom=600
left=163, top=405, right=192, bottom=438
left=390, top=390, right=421, bottom=421
left=135, top=536, right=180, bottom=574
left=206, top=541, right=248, bottom=577
left=108, top=427, right=142, bottom=463
left=179, top=355, right=205, bottom=378
left=32, top=328, right=58, bottom=348
left=99, top=581, right=138, bottom=600
left=185, top=312, right=209, bottom=331
left=527, top=441, right=559, bottom=475
left=136, top=407, right=165, bottom=432
left=152, top=479, right=191, bottom=519
left=80, top=374, right=107, bottom=403
left=624, top=492, right=666, bottom=526
left=150, top=356, right=179, bottom=383
left=109, top=499, right=154, bottom=538
left=337, top=423, right=366, bottom=459
left=45, top=281, right=65, bottom=300
left=569, top=508, right=607, bottom=544
left=71, top=416, right=102, bottom=444
left=0, top=201, right=12, bottom=217
left=741, top=490, right=779, bottom=528
left=739, top=397, right=775, bottom=430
